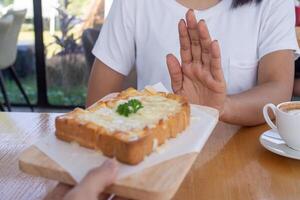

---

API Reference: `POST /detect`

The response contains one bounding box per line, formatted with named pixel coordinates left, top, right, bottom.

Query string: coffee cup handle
left=263, top=103, right=277, bottom=131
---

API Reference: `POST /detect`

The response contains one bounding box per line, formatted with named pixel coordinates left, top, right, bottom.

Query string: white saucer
left=259, top=129, right=300, bottom=160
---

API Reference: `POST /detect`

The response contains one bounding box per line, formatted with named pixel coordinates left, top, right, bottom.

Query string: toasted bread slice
left=55, top=88, right=190, bottom=165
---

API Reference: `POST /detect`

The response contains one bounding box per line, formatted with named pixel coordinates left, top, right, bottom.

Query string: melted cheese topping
left=78, top=95, right=181, bottom=136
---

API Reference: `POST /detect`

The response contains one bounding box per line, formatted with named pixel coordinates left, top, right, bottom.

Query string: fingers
left=178, top=18, right=197, bottom=81
left=186, top=9, right=202, bottom=63
left=45, top=183, right=72, bottom=200
left=99, top=194, right=131, bottom=200
left=112, top=196, right=131, bottom=200
left=166, top=54, right=183, bottom=93
left=79, top=159, right=119, bottom=195
left=210, top=40, right=224, bottom=82
left=178, top=19, right=192, bottom=65
left=198, top=20, right=212, bottom=68
left=98, top=193, right=112, bottom=200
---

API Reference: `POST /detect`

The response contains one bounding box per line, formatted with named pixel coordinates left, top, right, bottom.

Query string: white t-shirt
left=92, top=0, right=300, bottom=94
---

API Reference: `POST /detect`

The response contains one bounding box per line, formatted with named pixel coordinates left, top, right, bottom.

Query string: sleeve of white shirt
left=259, top=0, right=300, bottom=60
left=92, top=0, right=135, bottom=76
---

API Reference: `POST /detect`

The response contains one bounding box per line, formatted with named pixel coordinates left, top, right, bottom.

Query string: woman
left=87, top=0, right=299, bottom=126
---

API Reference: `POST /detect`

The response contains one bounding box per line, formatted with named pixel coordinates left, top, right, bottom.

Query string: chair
left=0, top=103, right=4, bottom=111
left=0, top=14, right=13, bottom=111
left=82, top=28, right=102, bottom=72
left=0, top=9, right=33, bottom=112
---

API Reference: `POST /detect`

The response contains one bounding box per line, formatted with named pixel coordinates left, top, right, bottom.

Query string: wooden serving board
left=18, top=106, right=218, bottom=200
left=19, top=146, right=198, bottom=200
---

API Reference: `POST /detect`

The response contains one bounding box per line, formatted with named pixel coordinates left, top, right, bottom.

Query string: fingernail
left=200, top=19, right=205, bottom=23
left=181, top=19, right=187, bottom=26
left=187, top=9, right=195, bottom=17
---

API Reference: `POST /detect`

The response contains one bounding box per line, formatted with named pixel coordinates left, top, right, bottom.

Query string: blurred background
left=0, top=0, right=300, bottom=112
left=0, top=0, right=113, bottom=111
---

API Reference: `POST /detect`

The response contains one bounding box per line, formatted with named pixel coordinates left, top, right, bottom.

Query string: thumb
left=79, top=159, right=119, bottom=194
left=166, top=54, right=183, bottom=93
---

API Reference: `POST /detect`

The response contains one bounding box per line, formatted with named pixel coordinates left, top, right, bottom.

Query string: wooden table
left=0, top=112, right=58, bottom=200
left=1, top=112, right=300, bottom=200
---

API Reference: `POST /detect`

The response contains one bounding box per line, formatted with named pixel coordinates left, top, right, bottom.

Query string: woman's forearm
left=86, top=59, right=125, bottom=108
left=220, top=81, right=293, bottom=126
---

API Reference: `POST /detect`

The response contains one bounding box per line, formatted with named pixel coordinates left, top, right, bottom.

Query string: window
left=0, top=0, right=37, bottom=106
left=43, top=0, right=104, bottom=106
left=0, top=0, right=108, bottom=108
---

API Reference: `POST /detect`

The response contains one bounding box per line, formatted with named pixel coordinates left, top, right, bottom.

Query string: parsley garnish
left=116, top=99, right=143, bottom=117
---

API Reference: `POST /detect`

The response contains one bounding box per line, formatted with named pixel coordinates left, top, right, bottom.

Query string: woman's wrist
left=219, top=96, right=232, bottom=122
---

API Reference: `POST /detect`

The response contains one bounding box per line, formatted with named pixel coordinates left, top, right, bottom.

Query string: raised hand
left=167, top=9, right=227, bottom=114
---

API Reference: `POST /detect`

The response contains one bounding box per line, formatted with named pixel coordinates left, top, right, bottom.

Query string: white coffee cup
left=263, top=101, right=300, bottom=151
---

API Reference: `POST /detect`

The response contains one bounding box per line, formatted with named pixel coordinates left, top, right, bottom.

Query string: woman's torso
left=134, top=0, right=266, bottom=94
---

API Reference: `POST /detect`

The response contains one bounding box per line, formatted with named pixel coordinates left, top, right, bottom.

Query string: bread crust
left=55, top=88, right=190, bottom=165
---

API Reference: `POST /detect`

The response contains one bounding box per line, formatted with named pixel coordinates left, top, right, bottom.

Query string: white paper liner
left=34, top=83, right=219, bottom=182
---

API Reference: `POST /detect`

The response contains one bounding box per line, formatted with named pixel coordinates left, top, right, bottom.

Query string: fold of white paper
left=150, top=82, right=170, bottom=93
left=34, top=83, right=219, bottom=182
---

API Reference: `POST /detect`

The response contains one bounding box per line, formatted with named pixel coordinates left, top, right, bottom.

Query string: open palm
left=167, top=10, right=227, bottom=113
